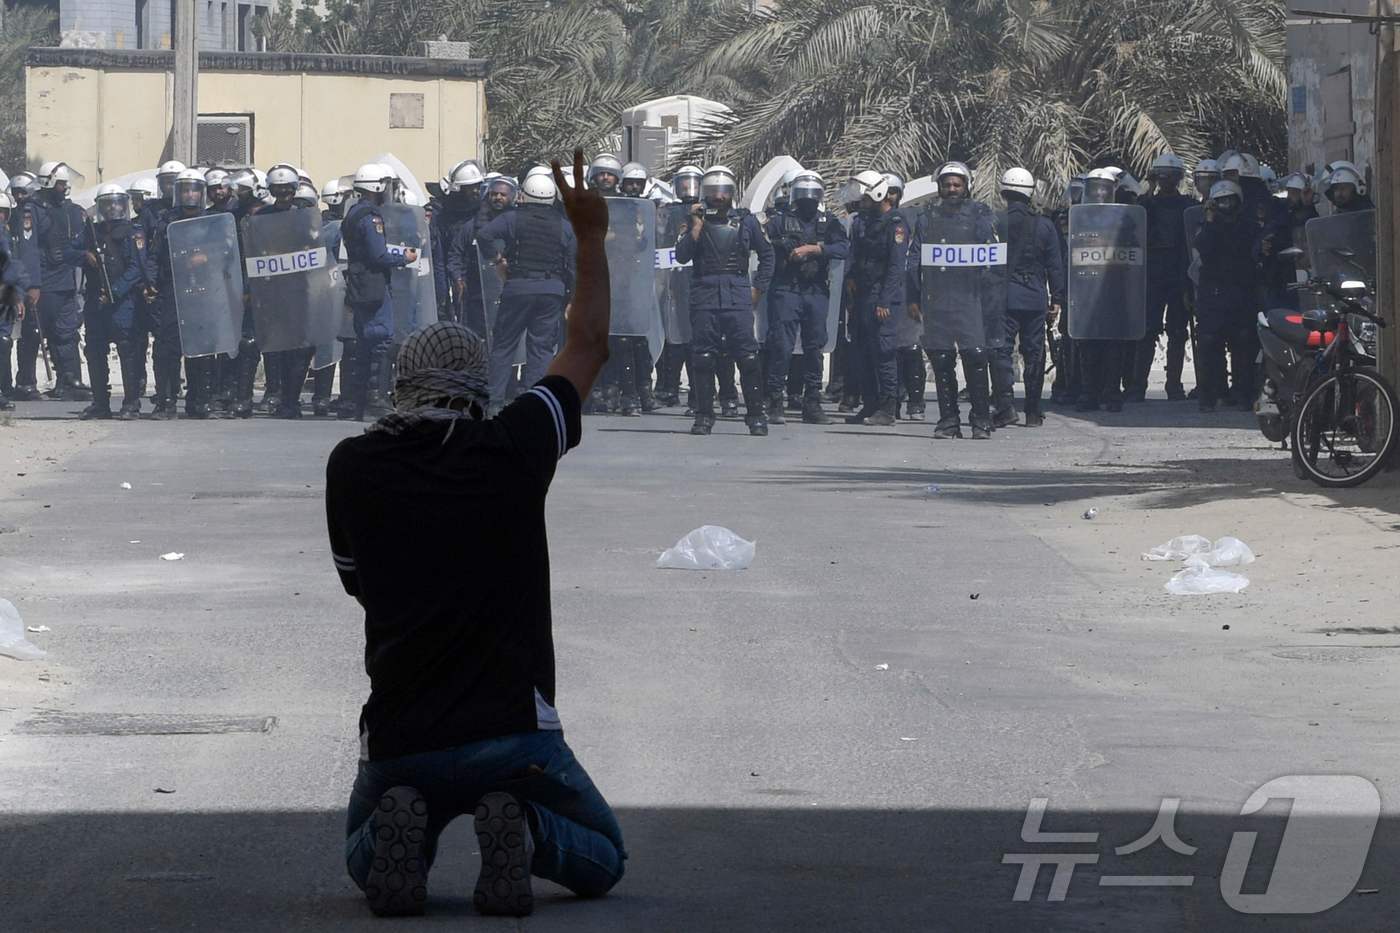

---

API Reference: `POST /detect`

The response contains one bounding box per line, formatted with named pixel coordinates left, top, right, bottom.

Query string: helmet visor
left=97, top=192, right=130, bottom=221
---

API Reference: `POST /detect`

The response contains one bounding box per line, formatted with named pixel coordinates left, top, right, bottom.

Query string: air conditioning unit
left=196, top=115, right=252, bottom=167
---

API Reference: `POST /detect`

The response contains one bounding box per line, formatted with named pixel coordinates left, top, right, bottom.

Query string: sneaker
left=473, top=792, right=535, bottom=917
left=365, top=786, right=429, bottom=917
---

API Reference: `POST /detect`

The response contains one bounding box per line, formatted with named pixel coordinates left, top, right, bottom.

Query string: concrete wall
left=1287, top=1, right=1376, bottom=182
left=26, top=53, right=487, bottom=189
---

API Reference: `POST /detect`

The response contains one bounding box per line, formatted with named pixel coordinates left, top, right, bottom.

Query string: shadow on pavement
left=1, top=805, right=1393, bottom=931
left=749, top=458, right=1400, bottom=517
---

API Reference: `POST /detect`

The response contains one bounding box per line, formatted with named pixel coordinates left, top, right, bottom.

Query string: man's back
left=326, top=377, right=581, bottom=760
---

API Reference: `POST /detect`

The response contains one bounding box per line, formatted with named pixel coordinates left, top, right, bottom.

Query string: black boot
left=802, top=398, right=832, bottom=424
left=365, top=344, right=393, bottom=418
left=1165, top=336, right=1186, bottom=400
left=260, top=352, right=282, bottom=412
left=737, top=351, right=768, bottom=436
left=931, top=351, right=962, bottom=438
left=334, top=340, right=359, bottom=417
left=767, top=394, right=786, bottom=426
left=1125, top=336, right=1155, bottom=402
left=276, top=349, right=311, bottom=419
left=866, top=398, right=896, bottom=426
left=964, top=348, right=993, bottom=438
left=689, top=351, right=717, bottom=435
left=232, top=339, right=258, bottom=418
left=312, top=362, right=335, bottom=416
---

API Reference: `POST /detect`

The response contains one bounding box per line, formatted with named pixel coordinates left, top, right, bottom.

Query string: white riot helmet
left=0, top=191, right=13, bottom=214
left=999, top=167, right=1035, bottom=199
left=588, top=153, right=624, bottom=190
left=935, top=161, right=972, bottom=196
left=1193, top=158, right=1220, bottom=178
left=485, top=174, right=518, bottom=205
left=400, top=188, right=422, bottom=207
left=1325, top=165, right=1364, bottom=196
left=1282, top=172, right=1311, bottom=193
left=156, top=159, right=186, bottom=198
left=320, top=179, right=345, bottom=206
left=778, top=166, right=803, bottom=203
left=173, top=168, right=206, bottom=210
left=352, top=162, right=390, bottom=194
left=204, top=167, right=230, bottom=187
left=1083, top=167, right=1119, bottom=204
left=294, top=183, right=319, bottom=207
left=1208, top=179, right=1244, bottom=211
left=1259, top=163, right=1278, bottom=191
left=520, top=172, right=557, bottom=205
left=128, top=176, right=159, bottom=202
left=1116, top=171, right=1141, bottom=198
left=1150, top=153, right=1186, bottom=177
left=9, top=171, right=37, bottom=197
left=671, top=164, right=703, bottom=202
left=701, top=165, right=738, bottom=207
left=44, top=163, right=75, bottom=190
left=1221, top=152, right=1260, bottom=179
left=882, top=172, right=905, bottom=194
left=95, top=182, right=130, bottom=221
left=448, top=161, right=485, bottom=193
left=37, top=161, right=59, bottom=186
left=852, top=169, right=890, bottom=204
left=620, top=161, right=649, bottom=196
left=266, top=165, right=299, bottom=189
left=789, top=170, right=824, bottom=204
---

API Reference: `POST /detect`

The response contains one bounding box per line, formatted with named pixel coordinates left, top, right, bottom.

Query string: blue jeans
left=345, top=730, right=626, bottom=899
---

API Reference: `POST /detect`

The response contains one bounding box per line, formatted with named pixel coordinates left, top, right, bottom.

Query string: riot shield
left=1305, top=210, right=1375, bottom=289
left=820, top=259, right=845, bottom=353
left=917, top=200, right=1006, bottom=351
left=656, top=203, right=692, bottom=345
left=381, top=204, right=439, bottom=341
left=477, top=242, right=525, bottom=366
left=1183, top=204, right=1205, bottom=286
left=1067, top=203, right=1147, bottom=341
left=313, top=218, right=347, bottom=370
left=243, top=208, right=341, bottom=354
left=167, top=212, right=243, bottom=359
left=605, top=197, right=664, bottom=362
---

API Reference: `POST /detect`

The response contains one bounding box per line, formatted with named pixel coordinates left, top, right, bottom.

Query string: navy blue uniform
left=29, top=193, right=88, bottom=394
left=991, top=201, right=1064, bottom=420
left=439, top=194, right=484, bottom=330
left=763, top=207, right=849, bottom=406
left=1194, top=210, right=1260, bottom=406
left=2, top=201, right=42, bottom=397
left=674, top=207, right=774, bottom=431
left=65, top=217, right=146, bottom=414
left=0, top=227, right=28, bottom=339
left=847, top=206, right=908, bottom=417
left=476, top=206, right=577, bottom=407
left=341, top=198, right=410, bottom=417
left=1126, top=190, right=1195, bottom=398
left=144, top=206, right=206, bottom=415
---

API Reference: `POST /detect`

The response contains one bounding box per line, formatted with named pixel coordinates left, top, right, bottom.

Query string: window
left=389, top=93, right=425, bottom=129
left=237, top=3, right=266, bottom=51
left=136, top=0, right=148, bottom=48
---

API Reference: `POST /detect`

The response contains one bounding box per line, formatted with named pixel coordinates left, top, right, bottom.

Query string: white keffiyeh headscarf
left=367, top=321, right=490, bottom=440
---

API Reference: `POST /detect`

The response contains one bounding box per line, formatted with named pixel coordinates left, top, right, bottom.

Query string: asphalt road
left=1, top=394, right=1398, bottom=931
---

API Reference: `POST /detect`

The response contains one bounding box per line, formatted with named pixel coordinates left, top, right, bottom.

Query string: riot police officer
left=762, top=170, right=848, bottom=425
left=844, top=170, right=908, bottom=426
left=312, top=178, right=350, bottom=417
left=991, top=167, right=1063, bottom=427
left=255, top=165, right=318, bottom=419
left=1069, top=167, right=1137, bottom=412
left=620, top=163, right=649, bottom=199
left=475, top=171, right=575, bottom=412
left=654, top=165, right=702, bottom=408
left=146, top=169, right=211, bottom=418
left=3, top=173, right=44, bottom=403
left=440, top=161, right=486, bottom=329
left=1192, top=180, right=1259, bottom=411
left=67, top=184, right=146, bottom=420
left=0, top=194, right=28, bottom=411
left=341, top=163, right=415, bottom=420
left=33, top=163, right=90, bottom=401
left=1192, top=160, right=1220, bottom=201
left=611, top=168, right=659, bottom=414
left=1048, top=178, right=1083, bottom=406
left=1129, top=153, right=1194, bottom=401
left=882, top=172, right=926, bottom=420
left=674, top=165, right=775, bottom=436
left=908, top=162, right=995, bottom=437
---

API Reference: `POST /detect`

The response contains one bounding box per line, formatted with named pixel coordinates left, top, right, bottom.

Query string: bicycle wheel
left=1291, top=366, right=1398, bottom=488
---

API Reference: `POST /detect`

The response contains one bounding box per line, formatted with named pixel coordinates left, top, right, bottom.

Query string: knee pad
left=930, top=350, right=958, bottom=371
left=962, top=347, right=990, bottom=368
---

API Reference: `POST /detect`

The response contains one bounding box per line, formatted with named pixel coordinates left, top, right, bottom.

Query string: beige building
left=25, top=47, right=488, bottom=189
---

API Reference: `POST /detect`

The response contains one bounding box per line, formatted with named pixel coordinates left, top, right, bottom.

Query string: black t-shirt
left=325, top=376, right=582, bottom=760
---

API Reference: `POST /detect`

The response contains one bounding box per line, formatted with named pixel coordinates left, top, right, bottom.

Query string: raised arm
left=546, top=149, right=611, bottom=400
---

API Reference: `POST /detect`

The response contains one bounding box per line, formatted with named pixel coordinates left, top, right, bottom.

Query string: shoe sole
left=474, top=793, right=534, bottom=916
left=365, top=787, right=429, bottom=917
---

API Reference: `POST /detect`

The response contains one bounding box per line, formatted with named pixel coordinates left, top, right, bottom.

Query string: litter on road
left=0, top=598, right=46, bottom=661
left=159, top=552, right=184, bottom=562
left=1165, top=558, right=1250, bottom=596
left=656, top=525, right=755, bottom=571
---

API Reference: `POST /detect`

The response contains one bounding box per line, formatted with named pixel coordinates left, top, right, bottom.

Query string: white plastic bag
left=656, top=526, right=756, bottom=571
left=1164, top=558, right=1250, bottom=596
left=1203, top=537, right=1255, bottom=567
left=1142, top=535, right=1212, bottom=561
left=0, top=598, right=46, bottom=661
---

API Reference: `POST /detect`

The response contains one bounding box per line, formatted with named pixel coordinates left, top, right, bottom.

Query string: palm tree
left=0, top=2, right=59, bottom=169
left=685, top=0, right=1286, bottom=200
